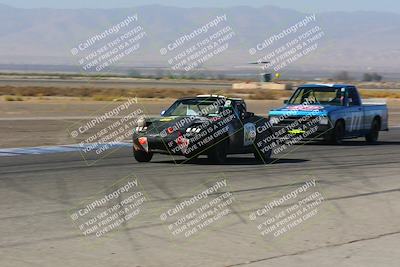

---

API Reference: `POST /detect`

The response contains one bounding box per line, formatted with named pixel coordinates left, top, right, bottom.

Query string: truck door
left=346, top=87, right=364, bottom=136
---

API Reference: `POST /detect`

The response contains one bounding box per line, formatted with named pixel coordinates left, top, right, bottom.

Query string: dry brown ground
left=2, top=85, right=400, bottom=101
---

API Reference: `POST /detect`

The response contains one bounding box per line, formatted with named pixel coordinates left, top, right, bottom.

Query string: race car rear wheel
left=134, top=150, right=153, bottom=162
left=365, top=118, right=380, bottom=144
left=254, top=130, right=273, bottom=163
left=254, top=147, right=272, bottom=163
left=207, top=141, right=227, bottom=164
left=324, top=120, right=345, bottom=145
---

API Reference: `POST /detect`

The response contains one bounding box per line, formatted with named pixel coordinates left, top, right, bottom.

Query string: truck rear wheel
left=134, top=150, right=153, bottom=162
left=365, top=118, right=380, bottom=144
left=325, top=120, right=345, bottom=145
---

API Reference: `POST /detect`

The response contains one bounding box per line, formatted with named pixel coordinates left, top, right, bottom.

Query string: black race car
left=132, top=95, right=273, bottom=163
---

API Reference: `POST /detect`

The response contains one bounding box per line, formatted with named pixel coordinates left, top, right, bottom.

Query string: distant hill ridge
left=0, top=4, right=399, bottom=71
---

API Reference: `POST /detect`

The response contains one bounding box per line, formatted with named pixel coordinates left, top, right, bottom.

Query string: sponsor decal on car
left=243, top=123, right=257, bottom=146
left=176, top=135, right=190, bottom=154
left=159, top=117, right=175, bottom=122
left=286, top=105, right=324, bottom=111
left=288, top=129, right=306, bottom=135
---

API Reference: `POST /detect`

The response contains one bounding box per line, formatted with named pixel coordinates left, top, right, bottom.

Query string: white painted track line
left=0, top=143, right=131, bottom=157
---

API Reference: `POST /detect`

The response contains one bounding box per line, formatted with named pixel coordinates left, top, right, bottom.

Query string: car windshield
left=289, top=87, right=344, bottom=106
left=163, top=98, right=222, bottom=116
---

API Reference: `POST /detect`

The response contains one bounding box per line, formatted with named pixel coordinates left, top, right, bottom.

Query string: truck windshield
left=289, top=87, right=344, bottom=106
left=163, top=98, right=222, bottom=117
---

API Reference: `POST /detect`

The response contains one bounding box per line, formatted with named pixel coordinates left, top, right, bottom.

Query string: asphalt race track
left=0, top=129, right=399, bottom=267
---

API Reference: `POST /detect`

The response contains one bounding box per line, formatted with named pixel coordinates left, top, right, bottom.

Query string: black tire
left=133, top=150, right=153, bottom=162
left=365, top=118, right=380, bottom=144
left=254, top=130, right=273, bottom=163
left=207, top=141, right=227, bottom=164
left=324, top=120, right=345, bottom=145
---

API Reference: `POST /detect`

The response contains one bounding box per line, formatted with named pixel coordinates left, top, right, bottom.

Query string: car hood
left=269, top=104, right=342, bottom=117
left=144, top=115, right=216, bottom=134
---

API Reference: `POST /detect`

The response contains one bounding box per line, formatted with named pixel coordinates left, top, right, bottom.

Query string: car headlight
left=319, top=117, right=329, bottom=125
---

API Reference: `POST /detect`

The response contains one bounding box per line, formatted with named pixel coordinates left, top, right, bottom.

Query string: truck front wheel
left=324, top=120, right=345, bottom=145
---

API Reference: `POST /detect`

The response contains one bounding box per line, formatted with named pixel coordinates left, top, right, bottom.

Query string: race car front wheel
left=134, top=150, right=153, bottom=162
left=254, top=147, right=272, bottom=163
left=254, top=131, right=273, bottom=163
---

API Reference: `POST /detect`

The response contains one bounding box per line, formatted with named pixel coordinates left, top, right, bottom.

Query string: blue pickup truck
left=268, top=84, right=389, bottom=144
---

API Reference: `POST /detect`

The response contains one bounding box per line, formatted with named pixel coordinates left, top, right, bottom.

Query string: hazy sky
left=0, top=0, right=399, bottom=14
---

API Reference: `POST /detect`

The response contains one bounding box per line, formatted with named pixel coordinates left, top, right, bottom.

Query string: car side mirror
left=160, top=110, right=166, bottom=116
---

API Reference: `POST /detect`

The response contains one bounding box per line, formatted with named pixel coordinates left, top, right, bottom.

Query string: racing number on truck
left=349, top=113, right=363, bottom=132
